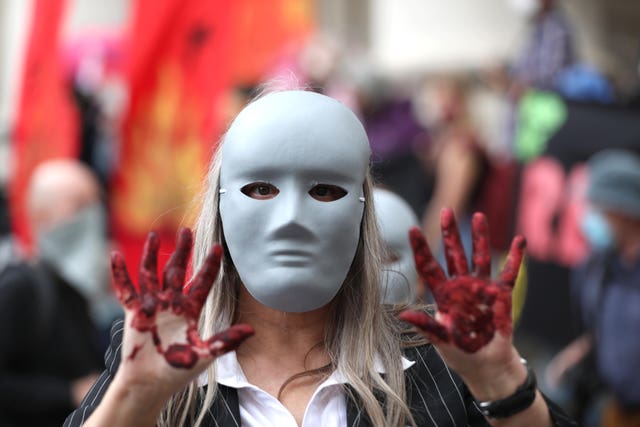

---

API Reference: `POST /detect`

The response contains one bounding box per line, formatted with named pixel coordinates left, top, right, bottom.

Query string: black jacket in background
left=0, top=262, right=103, bottom=427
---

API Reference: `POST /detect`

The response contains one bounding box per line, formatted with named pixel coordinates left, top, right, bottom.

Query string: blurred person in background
left=354, top=74, right=425, bottom=163
left=65, top=31, right=126, bottom=191
left=485, top=0, right=576, bottom=156
left=0, top=159, right=120, bottom=426
left=374, top=187, right=420, bottom=304
left=545, top=149, right=640, bottom=427
left=417, top=76, right=491, bottom=257
left=493, top=0, right=575, bottom=99
left=348, top=67, right=431, bottom=216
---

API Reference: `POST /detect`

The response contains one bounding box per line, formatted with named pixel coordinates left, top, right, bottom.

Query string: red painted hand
left=112, top=228, right=254, bottom=369
left=399, top=208, right=525, bottom=353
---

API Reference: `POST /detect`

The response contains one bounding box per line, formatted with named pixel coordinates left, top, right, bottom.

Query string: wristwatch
left=474, top=358, right=538, bottom=419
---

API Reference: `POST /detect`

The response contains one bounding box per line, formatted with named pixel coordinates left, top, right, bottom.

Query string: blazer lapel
left=345, top=385, right=373, bottom=427
left=202, top=384, right=242, bottom=427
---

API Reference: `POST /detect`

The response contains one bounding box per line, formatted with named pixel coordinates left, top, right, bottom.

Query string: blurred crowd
left=1, top=0, right=640, bottom=426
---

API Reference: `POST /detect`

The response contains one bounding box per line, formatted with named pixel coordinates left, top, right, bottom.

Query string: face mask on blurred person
left=581, top=209, right=615, bottom=252
left=374, top=189, right=419, bottom=304
left=38, top=202, right=118, bottom=326
left=507, top=0, right=540, bottom=18
left=219, top=91, right=370, bottom=313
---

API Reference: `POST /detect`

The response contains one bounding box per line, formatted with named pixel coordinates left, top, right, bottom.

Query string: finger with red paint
left=138, top=231, right=161, bottom=294
left=498, top=234, right=526, bottom=289
left=471, top=212, right=491, bottom=279
left=408, top=226, right=446, bottom=296
left=163, top=227, right=192, bottom=293
left=441, top=209, right=470, bottom=277
left=111, top=251, right=138, bottom=310
left=185, top=245, right=223, bottom=319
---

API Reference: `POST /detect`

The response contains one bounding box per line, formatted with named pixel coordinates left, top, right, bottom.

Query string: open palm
left=111, top=228, right=253, bottom=396
left=400, top=208, right=525, bottom=374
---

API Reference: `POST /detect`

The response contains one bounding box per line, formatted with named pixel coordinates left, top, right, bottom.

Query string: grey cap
left=587, top=149, right=640, bottom=218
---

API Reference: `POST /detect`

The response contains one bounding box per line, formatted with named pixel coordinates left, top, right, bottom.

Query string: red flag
left=111, top=0, right=233, bottom=271
left=229, top=0, right=314, bottom=84
left=9, top=0, right=79, bottom=252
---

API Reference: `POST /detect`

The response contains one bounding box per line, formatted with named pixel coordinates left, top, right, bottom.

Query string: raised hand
left=399, top=208, right=525, bottom=353
left=112, top=228, right=254, bottom=371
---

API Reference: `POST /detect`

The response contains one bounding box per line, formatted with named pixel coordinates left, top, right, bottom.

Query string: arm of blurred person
left=544, top=334, right=592, bottom=390
left=422, top=133, right=482, bottom=250
left=0, top=267, right=99, bottom=415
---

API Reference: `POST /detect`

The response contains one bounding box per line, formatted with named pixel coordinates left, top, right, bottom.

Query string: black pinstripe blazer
left=64, top=320, right=578, bottom=426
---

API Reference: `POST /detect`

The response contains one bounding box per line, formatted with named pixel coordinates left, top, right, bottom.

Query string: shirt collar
left=202, top=351, right=415, bottom=389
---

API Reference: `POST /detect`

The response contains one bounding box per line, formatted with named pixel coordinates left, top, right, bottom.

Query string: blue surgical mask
left=38, top=202, right=122, bottom=327
left=581, top=209, right=614, bottom=252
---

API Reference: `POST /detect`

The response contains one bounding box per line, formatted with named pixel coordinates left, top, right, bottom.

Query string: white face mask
left=38, top=202, right=120, bottom=326
left=374, top=189, right=419, bottom=304
left=219, top=91, right=371, bottom=312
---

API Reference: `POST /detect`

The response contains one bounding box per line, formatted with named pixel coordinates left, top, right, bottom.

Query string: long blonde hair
left=158, top=97, right=418, bottom=427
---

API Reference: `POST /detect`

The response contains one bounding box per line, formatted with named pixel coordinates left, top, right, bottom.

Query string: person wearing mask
left=0, top=159, right=119, bottom=426
left=66, top=90, right=576, bottom=426
left=546, top=149, right=640, bottom=426
left=374, top=187, right=420, bottom=304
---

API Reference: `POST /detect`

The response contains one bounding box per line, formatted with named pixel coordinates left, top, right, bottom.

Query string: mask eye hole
left=309, top=184, right=347, bottom=202
left=241, top=182, right=280, bottom=200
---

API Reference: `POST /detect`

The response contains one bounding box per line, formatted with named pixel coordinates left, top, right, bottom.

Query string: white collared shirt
left=207, top=352, right=415, bottom=427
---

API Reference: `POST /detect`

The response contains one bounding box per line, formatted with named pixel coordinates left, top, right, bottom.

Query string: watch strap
left=474, top=358, right=538, bottom=419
